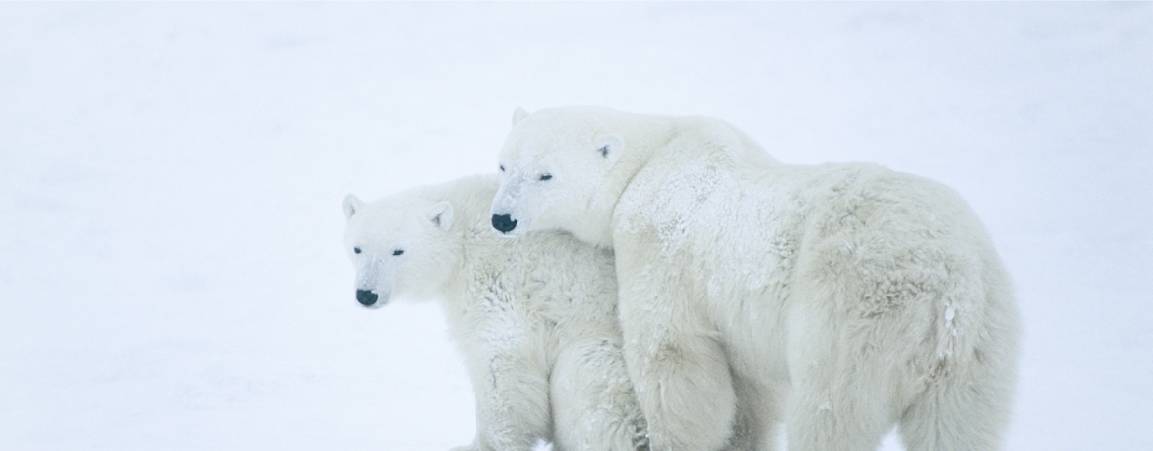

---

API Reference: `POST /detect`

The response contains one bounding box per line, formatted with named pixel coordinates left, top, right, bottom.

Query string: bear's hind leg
left=784, top=376, right=894, bottom=451
left=784, top=299, right=896, bottom=451
left=723, top=374, right=779, bottom=451
left=898, top=327, right=1016, bottom=451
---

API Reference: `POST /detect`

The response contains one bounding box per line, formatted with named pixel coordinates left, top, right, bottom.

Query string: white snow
left=2, top=3, right=1150, bottom=450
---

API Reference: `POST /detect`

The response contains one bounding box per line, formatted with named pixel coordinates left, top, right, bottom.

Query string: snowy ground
left=1, top=3, right=1150, bottom=450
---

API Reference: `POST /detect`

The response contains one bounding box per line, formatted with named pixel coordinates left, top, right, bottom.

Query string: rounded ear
left=512, top=107, right=529, bottom=125
left=343, top=194, right=364, bottom=219
left=595, top=135, right=625, bottom=164
left=427, top=201, right=454, bottom=231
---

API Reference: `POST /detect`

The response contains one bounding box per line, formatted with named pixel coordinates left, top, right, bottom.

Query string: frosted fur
left=343, top=175, right=646, bottom=451
left=491, top=107, right=1019, bottom=451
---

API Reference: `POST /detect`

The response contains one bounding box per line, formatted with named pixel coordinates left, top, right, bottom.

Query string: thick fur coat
left=343, top=175, right=646, bottom=451
left=490, top=107, right=1019, bottom=451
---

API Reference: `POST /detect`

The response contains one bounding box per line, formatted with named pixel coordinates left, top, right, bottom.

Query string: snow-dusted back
left=495, top=106, right=1019, bottom=450
left=1, top=3, right=1150, bottom=450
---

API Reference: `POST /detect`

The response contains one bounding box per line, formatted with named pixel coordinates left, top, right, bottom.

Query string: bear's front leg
left=618, top=270, right=737, bottom=451
left=550, top=337, right=648, bottom=451
left=460, top=329, right=552, bottom=451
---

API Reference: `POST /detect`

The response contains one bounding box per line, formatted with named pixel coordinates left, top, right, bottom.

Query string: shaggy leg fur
left=784, top=371, right=894, bottom=451
left=899, top=305, right=1017, bottom=451
left=460, top=346, right=552, bottom=451
left=620, top=293, right=736, bottom=450
left=724, top=375, right=778, bottom=451
left=614, top=240, right=738, bottom=451
left=551, top=338, right=647, bottom=451
left=626, top=334, right=736, bottom=451
left=784, top=332, right=896, bottom=450
left=784, top=279, right=899, bottom=451
left=899, top=376, right=1010, bottom=451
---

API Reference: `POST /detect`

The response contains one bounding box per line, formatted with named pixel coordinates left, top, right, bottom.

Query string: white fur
left=491, top=107, right=1019, bottom=451
left=343, top=175, right=646, bottom=451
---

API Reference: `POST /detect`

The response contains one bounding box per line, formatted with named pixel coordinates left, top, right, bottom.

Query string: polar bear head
left=341, top=192, right=459, bottom=308
left=490, top=106, right=662, bottom=247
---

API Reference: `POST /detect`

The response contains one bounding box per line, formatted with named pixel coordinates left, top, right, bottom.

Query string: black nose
left=491, top=213, right=518, bottom=233
left=356, top=289, right=378, bottom=306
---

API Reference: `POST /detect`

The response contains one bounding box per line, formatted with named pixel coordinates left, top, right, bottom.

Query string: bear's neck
left=415, top=174, right=502, bottom=307
left=575, top=114, right=677, bottom=248
left=578, top=114, right=779, bottom=248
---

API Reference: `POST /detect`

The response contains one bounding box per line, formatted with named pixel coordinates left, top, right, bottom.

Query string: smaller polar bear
left=342, top=174, right=646, bottom=451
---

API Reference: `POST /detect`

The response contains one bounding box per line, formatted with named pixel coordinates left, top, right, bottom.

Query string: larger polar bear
left=489, top=107, right=1019, bottom=451
left=342, top=174, right=646, bottom=451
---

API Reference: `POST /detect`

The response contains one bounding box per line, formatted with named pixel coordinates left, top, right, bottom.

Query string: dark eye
left=539, top=173, right=553, bottom=181
left=392, top=249, right=405, bottom=256
left=499, top=164, right=505, bottom=172
left=353, top=247, right=362, bottom=254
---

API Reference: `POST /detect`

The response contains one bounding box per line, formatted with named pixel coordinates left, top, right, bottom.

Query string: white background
left=1, top=3, right=1150, bottom=450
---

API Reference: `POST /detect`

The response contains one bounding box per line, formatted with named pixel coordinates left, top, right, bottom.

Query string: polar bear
left=489, top=107, right=1019, bottom=451
left=342, top=174, right=646, bottom=451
